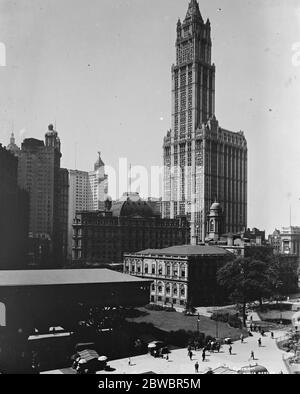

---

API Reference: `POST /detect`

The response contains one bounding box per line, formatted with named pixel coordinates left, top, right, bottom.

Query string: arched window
left=151, top=283, right=155, bottom=292
left=173, top=284, right=178, bottom=296
left=158, top=264, right=163, bottom=275
left=152, top=264, right=156, bottom=274
left=166, top=264, right=171, bottom=276
left=166, top=284, right=171, bottom=295
left=158, top=282, right=163, bottom=293
left=145, top=264, right=148, bottom=274
left=180, top=285, right=185, bottom=297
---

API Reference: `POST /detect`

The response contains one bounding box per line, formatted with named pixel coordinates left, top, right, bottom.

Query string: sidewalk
left=94, top=330, right=290, bottom=375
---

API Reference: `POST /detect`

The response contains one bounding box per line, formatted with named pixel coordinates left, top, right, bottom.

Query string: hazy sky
left=0, top=0, right=300, bottom=234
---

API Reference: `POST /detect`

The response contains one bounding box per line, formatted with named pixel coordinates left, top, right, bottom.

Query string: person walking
left=271, top=332, right=274, bottom=339
left=240, top=334, right=244, bottom=343
left=229, top=345, right=232, bottom=355
left=258, top=338, right=262, bottom=347
left=128, top=358, right=131, bottom=366
left=251, top=351, right=255, bottom=360
left=195, top=361, right=199, bottom=373
left=202, top=351, right=206, bottom=362
left=189, top=350, right=193, bottom=361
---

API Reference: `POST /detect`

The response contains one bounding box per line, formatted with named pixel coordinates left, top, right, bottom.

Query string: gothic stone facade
left=163, top=0, right=247, bottom=243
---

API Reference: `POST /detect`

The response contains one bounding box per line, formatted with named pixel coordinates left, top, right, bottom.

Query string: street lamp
left=197, top=313, right=200, bottom=336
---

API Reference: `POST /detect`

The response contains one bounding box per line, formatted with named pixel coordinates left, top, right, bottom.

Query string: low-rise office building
left=124, top=244, right=233, bottom=308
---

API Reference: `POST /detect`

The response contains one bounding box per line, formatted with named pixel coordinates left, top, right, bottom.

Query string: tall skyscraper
left=0, top=143, right=29, bottom=268
left=163, top=0, right=248, bottom=244
left=15, top=125, right=68, bottom=267
left=67, top=152, right=108, bottom=258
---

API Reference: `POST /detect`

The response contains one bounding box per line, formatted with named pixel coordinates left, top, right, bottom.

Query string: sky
left=0, top=0, right=300, bottom=234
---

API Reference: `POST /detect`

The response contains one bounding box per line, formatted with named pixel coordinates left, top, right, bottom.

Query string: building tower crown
left=185, top=0, right=203, bottom=22
left=7, top=132, right=20, bottom=156
left=45, top=123, right=61, bottom=153
left=94, top=151, right=105, bottom=171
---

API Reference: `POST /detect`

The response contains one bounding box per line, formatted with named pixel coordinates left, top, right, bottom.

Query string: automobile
left=147, top=341, right=167, bottom=357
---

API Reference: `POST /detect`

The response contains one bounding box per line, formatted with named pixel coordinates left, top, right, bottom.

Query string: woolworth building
left=163, top=0, right=248, bottom=244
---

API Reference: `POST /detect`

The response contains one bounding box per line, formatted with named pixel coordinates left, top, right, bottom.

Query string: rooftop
left=133, top=245, right=233, bottom=257
left=0, top=269, right=151, bottom=287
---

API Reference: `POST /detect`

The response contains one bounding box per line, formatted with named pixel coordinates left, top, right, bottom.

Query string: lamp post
left=197, top=313, right=200, bottom=336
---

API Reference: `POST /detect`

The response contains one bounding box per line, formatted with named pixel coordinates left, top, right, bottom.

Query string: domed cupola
left=206, top=200, right=223, bottom=241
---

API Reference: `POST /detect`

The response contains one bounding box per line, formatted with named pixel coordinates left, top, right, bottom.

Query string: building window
left=131, top=265, right=135, bottom=273
left=173, top=299, right=177, bottom=304
left=180, top=286, right=185, bottom=297
left=158, top=265, right=163, bottom=275
left=166, top=285, right=171, bottom=295
left=151, top=284, right=155, bottom=292
left=152, top=264, right=155, bottom=274
left=151, top=296, right=154, bottom=302
left=181, top=268, right=186, bottom=278
left=166, top=265, right=171, bottom=276
left=165, top=297, right=170, bottom=303
left=158, top=296, right=162, bottom=302
left=180, top=300, right=185, bottom=306
left=145, top=264, right=148, bottom=274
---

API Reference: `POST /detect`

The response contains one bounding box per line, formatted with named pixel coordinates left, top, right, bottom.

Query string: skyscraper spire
left=186, top=0, right=203, bottom=22
left=7, top=131, right=20, bottom=156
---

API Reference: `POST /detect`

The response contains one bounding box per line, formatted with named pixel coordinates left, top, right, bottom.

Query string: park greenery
left=217, top=255, right=298, bottom=326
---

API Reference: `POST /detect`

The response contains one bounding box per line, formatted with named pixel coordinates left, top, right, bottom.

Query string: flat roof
left=0, top=269, right=151, bottom=287
left=132, top=245, right=232, bottom=257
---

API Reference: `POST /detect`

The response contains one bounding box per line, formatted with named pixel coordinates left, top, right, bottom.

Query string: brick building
left=72, top=192, right=190, bottom=268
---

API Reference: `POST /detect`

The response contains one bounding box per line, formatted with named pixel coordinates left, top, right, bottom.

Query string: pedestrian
left=240, top=334, right=244, bottom=343
left=250, top=324, right=253, bottom=332
left=229, top=345, right=232, bottom=355
left=195, top=361, right=199, bottom=373
left=271, top=332, right=274, bottom=339
left=258, top=338, right=261, bottom=347
left=128, top=358, right=131, bottom=366
left=166, top=354, right=169, bottom=361
left=251, top=351, right=255, bottom=360
left=189, top=350, right=193, bottom=361
left=250, top=315, right=253, bottom=322
left=202, top=351, right=206, bottom=362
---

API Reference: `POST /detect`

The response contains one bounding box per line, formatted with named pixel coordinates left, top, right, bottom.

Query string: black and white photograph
left=0, top=0, right=300, bottom=378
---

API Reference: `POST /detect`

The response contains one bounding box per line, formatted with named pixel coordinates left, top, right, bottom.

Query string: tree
left=217, top=257, right=272, bottom=326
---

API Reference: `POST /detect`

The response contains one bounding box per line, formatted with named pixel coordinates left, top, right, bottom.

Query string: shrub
left=165, top=330, right=207, bottom=348
left=211, top=312, right=242, bottom=329
left=145, top=304, right=176, bottom=312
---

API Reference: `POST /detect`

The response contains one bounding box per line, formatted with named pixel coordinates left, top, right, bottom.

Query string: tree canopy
left=217, top=257, right=273, bottom=325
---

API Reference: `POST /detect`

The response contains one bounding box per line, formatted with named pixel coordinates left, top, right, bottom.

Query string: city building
left=162, top=0, right=248, bottom=244
left=67, top=152, right=108, bottom=258
left=15, top=125, right=68, bottom=267
left=0, top=143, right=29, bottom=269
left=279, top=227, right=300, bottom=258
left=72, top=192, right=190, bottom=268
left=124, top=244, right=233, bottom=308
left=268, top=229, right=281, bottom=254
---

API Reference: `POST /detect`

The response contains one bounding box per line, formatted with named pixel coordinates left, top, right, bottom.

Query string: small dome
left=210, top=202, right=221, bottom=211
